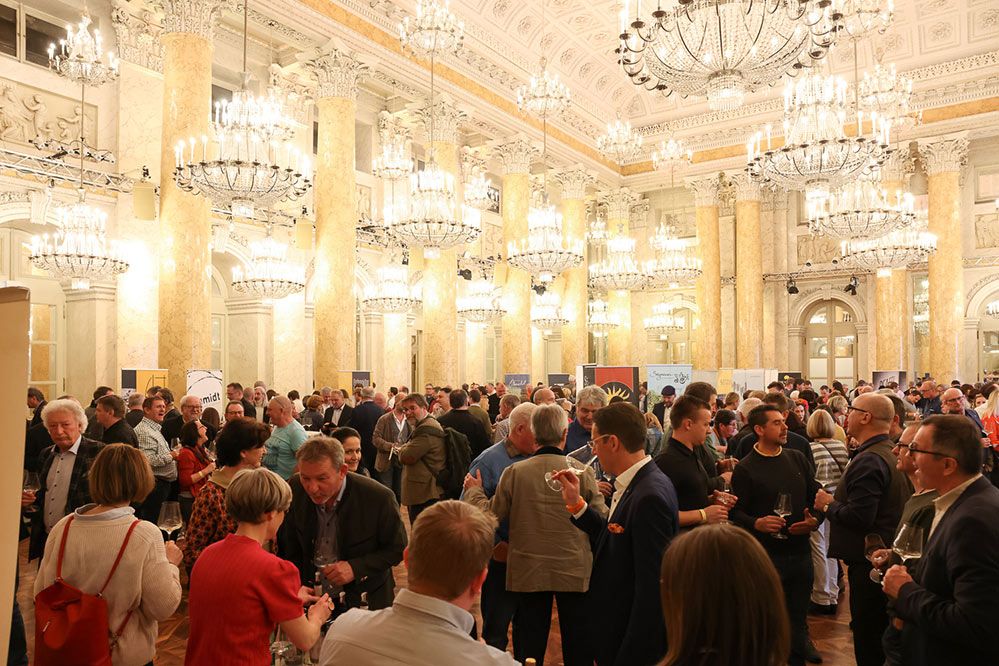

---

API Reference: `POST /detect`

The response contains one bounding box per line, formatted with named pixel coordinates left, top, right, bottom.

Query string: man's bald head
left=533, top=388, right=556, bottom=405
left=854, top=393, right=895, bottom=422
left=940, top=387, right=966, bottom=414
left=846, top=393, right=894, bottom=442
left=920, top=381, right=939, bottom=399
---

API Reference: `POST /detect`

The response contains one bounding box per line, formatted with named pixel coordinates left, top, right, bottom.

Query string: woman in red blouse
left=177, top=419, right=216, bottom=522
left=182, top=417, right=269, bottom=574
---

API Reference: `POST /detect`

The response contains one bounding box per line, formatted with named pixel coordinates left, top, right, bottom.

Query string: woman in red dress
left=176, top=419, right=215, bottom=523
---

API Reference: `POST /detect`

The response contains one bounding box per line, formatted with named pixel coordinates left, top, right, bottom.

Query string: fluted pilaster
left=688, top=176, right=722, bottom=370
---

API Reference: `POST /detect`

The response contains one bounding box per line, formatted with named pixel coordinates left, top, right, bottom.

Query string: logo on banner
left=603, top=381, right=632, bottom=403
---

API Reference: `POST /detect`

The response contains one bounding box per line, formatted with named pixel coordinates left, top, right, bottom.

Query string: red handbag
left=34, top=515, right=140, bottom=666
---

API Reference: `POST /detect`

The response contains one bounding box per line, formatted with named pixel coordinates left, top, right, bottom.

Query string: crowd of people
left=15, top=372, right=999, bottom=665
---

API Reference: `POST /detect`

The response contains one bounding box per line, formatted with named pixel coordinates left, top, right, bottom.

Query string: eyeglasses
left=847, top=406, right=870, bottom=415
left=587, top=434, right=611, bottom=448
left=906, top=443, right=953, bottom=458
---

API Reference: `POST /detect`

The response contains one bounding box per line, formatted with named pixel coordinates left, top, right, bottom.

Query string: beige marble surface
left=694, top=203, right=722, bottom=370
left=560, top=197, right=587, bottom=374
left=501, top=172, right=531, bottom=376
left=927, top=170, right=963, bottom=380
left=735, top=198, right=763, bottom=369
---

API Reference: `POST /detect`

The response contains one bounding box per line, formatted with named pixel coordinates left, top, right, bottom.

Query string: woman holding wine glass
left=176, top=420, right=216, bottom=523
left=806, top=409, right=849, bottom=615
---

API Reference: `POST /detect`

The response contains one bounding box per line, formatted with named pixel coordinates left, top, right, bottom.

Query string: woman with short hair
left=34, top=444, right=182, bottom=666
left=186, top=468, right=332, bottom=665
left=806, top=410, right=850, bottom=615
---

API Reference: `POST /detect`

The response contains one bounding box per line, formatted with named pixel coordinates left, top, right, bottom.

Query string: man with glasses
left=882, top=415, right=999, bottom=666
left=939, top=388, right=988, bottom=438
left=813, top=393, right=912, bottom=666
left=916, top=380, right=942, bottom=418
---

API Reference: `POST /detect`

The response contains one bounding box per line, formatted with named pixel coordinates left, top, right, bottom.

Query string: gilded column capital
left=686, top=176, right=721, bottom=207
left=492, top=135, right=539, bottom=176
left=111, top=1, right=164, bottom=71
left=553, top=165, right=595, bottom=200
left=159, top=0, right=224, bottom=39
left=728, top=172, right=761, bottom=202
left=599, top=187, right=641, bottom=221
left=880, top=146, right=915, bottom=185
left=762, top=187, right=787, bottom=212
left=918, top=137, right=969, bottom=176
left=310, top=47, right=369, bottom=100
left=416, top=95, right=466, bottom=146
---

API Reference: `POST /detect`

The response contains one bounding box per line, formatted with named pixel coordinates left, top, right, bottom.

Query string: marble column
left=64, top=285, right=117, bottom=400
left=731, top=174, right=764, bottom=369
left=876, top=151, right=915, bottom=372
left=919, top=137, right=968, bottom=382
left=555, top=166, right=595, bottom=373
left=602, top=188, right=641, bottom=366
left=310, top=48, right=367, bottom=388
left=494, top=137, right=539, bottom=377
left=157, top=2, right=222, bottom=396
left=226, top=298, right=274, bottom=386
left=688, top=177, right=722, bottom=370
left=382, top=313, right=412, bottom=387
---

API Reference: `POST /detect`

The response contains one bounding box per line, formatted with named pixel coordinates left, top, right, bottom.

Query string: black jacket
left=277, top=472, right=406, bottom=611
left=350, top=401, right=385, bottom=470
left=439, top=409, right=491, bottom=459
left=322, top=404, right=354, bottom=434
left=24, top=422, right=53, bottom=473
left=29, top=437, right=103, bottom=560
left=100, top=418, right=139, bottom=447
left=124, top=409, right=144, bottom=428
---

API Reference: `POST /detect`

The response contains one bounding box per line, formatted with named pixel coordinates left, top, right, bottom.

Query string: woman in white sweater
left=34, top=443, right=183, bottom=666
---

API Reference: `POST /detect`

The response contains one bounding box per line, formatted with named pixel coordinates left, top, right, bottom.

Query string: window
left=0, top=5, right=15, bottom=58
left=804, top=301, right=857, bottom=384
left=29, top=302, right=57, bottom=398
left=24, top=13, right=61, bottom=67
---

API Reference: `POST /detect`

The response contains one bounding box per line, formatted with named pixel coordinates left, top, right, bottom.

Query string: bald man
left=263, top=396, right=308, bottom=479
left=532, top=388, right=556, bottom=405
left=940, top=388, right=988, bottom=439
left=814, top=393, right=913, bottom=666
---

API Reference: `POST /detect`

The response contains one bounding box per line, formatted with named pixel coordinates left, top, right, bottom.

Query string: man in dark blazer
left=555, top=401, right=679, bottom=666
left=349, top=387, right=385, bottom=474
left=27, top=387, right=46, bottom=428
left=28, top=399, right=103, bottom=560
left=322, top=390, right=353, bottom=434
left=94, top=394, right=139, bottom=447
left=278, top=436, right=406, bottom=614
left=883, top=415, right=999, bottom=666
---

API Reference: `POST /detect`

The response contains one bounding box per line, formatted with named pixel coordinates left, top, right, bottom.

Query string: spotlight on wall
left=531, top=283, right=547, bottom=296
left=844, top=275, right=859, bottom=296
left=786, top=278, right=799, bottom=295
left=457, top=268, right=473, bottom=280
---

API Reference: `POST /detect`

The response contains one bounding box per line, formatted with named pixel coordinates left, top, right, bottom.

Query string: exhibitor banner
left=647, top=364, right=693, bottom=401
left=186, top=370, right=224, bottom=413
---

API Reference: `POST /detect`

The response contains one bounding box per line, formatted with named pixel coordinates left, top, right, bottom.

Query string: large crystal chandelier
left=517, top=58, right=571, bottom=119
left=644, top=300, right=687, bottom=340
left=508, top=200, right=583, bottom=284
left=807, top=177, right=917, bottom=238
left=586, top=209, right=610, bottom=246
left=174, top=1, right=309, bottom=220
left=461, top=149, right=493, bottom=210
left=597, top=117, right=643, bottom=164
left=648, top=218, right=702, bottom=287
left=747, top=72, right=891, bottom=202
left=590, top=232, right=650, bottom=291
left=362, top=262, right=422, bottom=313
left=858, top=62, right=918, bottom=130
left=986, top=301, right=999, bottom=320
left=651, top=136, right=692, bottom=173
left=457, top=279, right=506, bottom=323
left=372, top=111, right=414, bottom=181
left=588, top=298, right=621, bottom=338
left=231, top=230, right=306, bottom=300
left=399, top=0, right=464, bottom=56
left=840, top=225, right=937, bottom=275
left=616, top=0, right=839, bottom=111
left=531, top=291, right=568, bottom=335
left=48, top=10, right=118, bottom=86
left=835, top=0, right=894, bottom=40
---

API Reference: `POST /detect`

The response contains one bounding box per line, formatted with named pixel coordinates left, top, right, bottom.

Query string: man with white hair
left=162, top=394, right=216, bottom=445
left=565, top=385, right=609, bottom=453
left=27, top=399, right=103, bottom=560
left=263, top=395, right=308, bottom=480
left=940, top=387, right=988, bottom=440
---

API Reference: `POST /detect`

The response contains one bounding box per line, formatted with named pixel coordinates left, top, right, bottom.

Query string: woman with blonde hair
left=645, top=411, right=665, bottom=457
left=980, top=387, right=999, bottom=447
left=806, top=409, right=850, bottom=615
left=660, top=524, right=789, bottom=666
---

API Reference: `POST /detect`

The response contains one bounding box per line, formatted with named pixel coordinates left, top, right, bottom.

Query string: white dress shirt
left=44, top=436, right=81, bottom=532
left=929, top=473, right=982, bottom=538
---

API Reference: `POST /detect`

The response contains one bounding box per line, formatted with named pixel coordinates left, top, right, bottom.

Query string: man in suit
left=27, top=399, right=103, bottom=560
left=883, top=414, right=999, bottom=666
left=279, top=436, right=406, bottom=614
left=27, top=387, right=46, bottom=428
left=323, top=389, right=353, bottom=434
left=554, top=401, right=679, bottom=666
left=350, top=386, right=384, bottom=474
left=398, top=393, right=446, bottom=524
left=373, top=396, right=409, bottom=502
left=94, top=394, right=139, bottom=446
left=651, top=386, right=674, bottom=431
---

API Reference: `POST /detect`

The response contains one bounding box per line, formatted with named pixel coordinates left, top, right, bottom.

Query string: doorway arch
left=800, top=299, right=860, bottom=386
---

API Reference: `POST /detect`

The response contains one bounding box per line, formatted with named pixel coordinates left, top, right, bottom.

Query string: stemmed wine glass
left=314, top=538, right=340, bottom=595
left=865, top=533, right=889, bottom=583
left=204, top=440, right=217, bottom=462
left=170, top=437, right=182, bottom=454
left=545, top=443, right=599, bottom=492
left=893, top=523, right=924, bottom=568
left=157, top=501, right=184, bottom=544
left=270, top=627, right=296, bottom=666
left=815, top=460, right=836, bottom=491
left=22, top=471, right=40, bottom=513
left=772, top=492, right=792, bottom=539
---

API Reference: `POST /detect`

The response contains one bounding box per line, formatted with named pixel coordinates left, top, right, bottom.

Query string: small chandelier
left=840, top=226, right=937, bottom=275
left=517, top=57, right=571, bottom=119
left=30, top=190, right=129, bottom=290
left=651, top=137, right=692, bottom=173
left=372, top=112, right=413, bottom=181
left=648, top=219, right=702, bottom=287
left=597, top=117, right=643, bottom=164
left=531, top=291, right=568, bottom=335
left=586, top=210, right=610, bottom=246
left=913, top=311, right=928, bottom=335
left=747, top=73, right=891, bottom=202
left=48, top=10, right=118, bottom=86
left=589, top=232, right=649, bottom=291
left=231, top=230, right=305, bottom=300
left=807, top=178, right=917, bottom=238
left=644, top=301, right=686, bottom=340
left=457, top=279, right=506, bottom=323
left=464, top=171, right=493, bottom=210
left=507, top=198, right=583, bottom=284
left=986, top=301, right=999, bottom=320
left=588, top=298, right=620, bottom=338
left=362, top=262, right=422, bottom=313
left=399, top=0, right=464, bottom=57
left=836, top=0, right=894, bottom=40
left=858, top=62, right=918, bottom=130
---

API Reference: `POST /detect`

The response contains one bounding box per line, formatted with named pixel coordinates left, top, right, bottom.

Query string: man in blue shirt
left=462, top=402, right=537, bottom=650
left=917, top=380, right=942, bottom=418
left=565, top=385, right=609, bottom=453
left=263, top=396, right=308, bottom=479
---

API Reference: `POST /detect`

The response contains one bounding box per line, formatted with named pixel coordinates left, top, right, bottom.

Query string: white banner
left=647, top=364, right=694, bottom=400
left=186, top=369, right=224, bottom=414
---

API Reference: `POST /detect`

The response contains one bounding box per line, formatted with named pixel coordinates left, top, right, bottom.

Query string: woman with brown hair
left=660, top=524, right=789, bottom=666
left=176, top=420, right=216, bottom=523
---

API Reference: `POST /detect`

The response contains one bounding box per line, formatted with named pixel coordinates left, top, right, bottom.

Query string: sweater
left=34, top=508, right=181, bottom=666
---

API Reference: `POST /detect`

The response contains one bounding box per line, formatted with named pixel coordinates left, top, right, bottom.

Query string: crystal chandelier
left=517, top=58, right=571, bottom=119
left=913, top=310, right=928, bottom=335
left=835, top=0, right=894, bottom=40
left=464, top=171, right=493, bottom=210
left=589, top=232, right=650, bottom=291
left=372, top=112, right=414, bottom=181
left=48, top=10, right=118, bottom=86
left=747, top=73, right=891, bottom=202
left=840, top=226, right=937, bottom=275
left=174, top=1, right=309, bottom=220
left=858, top=62, right=918, bottom=130
left=651, top=137, right=692, bottom=173
left=807, top=178, right=917, bottom=238
left=586, top=210, right=610, bottom=246
left=644, top=300, right=686, bottom=340
left=399, top=0, right=464, bottom=56
left=508, top=199, right=583, bottom=283
left=457, top=279, right=506, bottom=323
left=231, top=231, right=306, bottom=300
left=588, top=298, right=621, bottom=338
left=648, top=219, right=702, bottom=287
left=597, top=118, right=643, bottom=164
left=531, top=291, right=568, bottom=335
left=986, top=301, right=999, bottom=320
left=362, top=262, right=422, bottom=313
left=616, top=0, right=839, bottom=111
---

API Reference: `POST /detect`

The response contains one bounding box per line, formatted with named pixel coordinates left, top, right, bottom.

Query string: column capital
left=159, top=0, right=224, bottom=39
left=460, top=145, right=486, bottom=180
left=762, top=187, right=787, bottom=212
left=553, top=165, right=595, bottom=200
left=918, top=136, right=969, bottom=176
left=686, top=175, right=722, bottom=207
left=491, top=135, right=539, bottom=176
left=310, top=46, right=369, bottom=100
left=880, top=146, right=915, bottom=186
left=111, top=2, right=164, bottom=72
left=416, top=94, right=466, bottom=146
left=728, top=172, right=761, bottom=201
left=598, top=187, right=641, bottom=221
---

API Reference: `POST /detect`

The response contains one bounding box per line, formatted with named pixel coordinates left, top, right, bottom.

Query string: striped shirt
left=810, top=438, right=850, bottom=492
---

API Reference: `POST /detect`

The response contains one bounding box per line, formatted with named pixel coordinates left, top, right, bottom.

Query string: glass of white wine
left=22, top=471, right=40, bottom=513
left=772, top=491, right=792, bottom=540
left=157, top=501, right=183, bottom=538
left=545, top=442, right=599, bottom=492
left=893, top=523, right=924, bottom=567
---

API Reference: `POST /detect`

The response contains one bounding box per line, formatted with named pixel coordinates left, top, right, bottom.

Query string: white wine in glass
left=545, top=443, right=598, bottom=492
left=157, top=501, right=183, bottom=535
left=893, top=523, right=924, bottom=566
left=772, top=492, right=792, bottom=540
left=22, top=471, right=40, bottom=513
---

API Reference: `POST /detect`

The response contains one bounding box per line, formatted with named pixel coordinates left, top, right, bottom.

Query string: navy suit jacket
left=895, top=476, right=999, bottom=666
left=572, top=460, right=678, bottom=666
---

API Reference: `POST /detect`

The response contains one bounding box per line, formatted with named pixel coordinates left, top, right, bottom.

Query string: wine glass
left=772, top=492, right=792, bottom=539
left=815, top=460, right=836, bottom=491
left=204, top=440, right=217, bottom=462
left=157, top=501, right=183, bottom=539
left=270, top=627, right=296, bottom=666
left=545, top=443, right=598, bottom=492
left=22, top=471, right=40, bottom=513
left=893, top=523, right=924, bottom=567
left=864, top=533, right=889, bottom=583
left=170, top=437, right=182, bottom=453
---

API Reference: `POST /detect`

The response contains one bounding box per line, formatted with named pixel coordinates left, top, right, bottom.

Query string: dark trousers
left=407, top=498, right=438, bottom=525
left=846, top=559, right=888, bottom=666
left=512, top=590, right=591, bottom=666
left=9, top=565, right=27, bottom=666
left=139, top=478, right=172, bottom=523
left=480, top=558, right=518, bottom=650
left=178, top=494, right=194, bottom=525
left=882, top=619, right=903, bottom=666
left=376, top=465, right=402, bottom=505
left=772, top=551, right=814, bottom=666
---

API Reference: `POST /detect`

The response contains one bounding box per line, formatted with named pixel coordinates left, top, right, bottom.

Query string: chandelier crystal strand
left=807, top=176, right=917, bottom=238
left=839, top=225, right=937, bottom=274
left=644, top=300, right=686, bottom=340
left=48, top=10, right=119, bottom=86
left=858, top=62, right=918, bottom=130
left=588, top=298, right=621, bottom=338
left=589, top=232, right=650, bottom=291
left=362, top=262, right=422, bottom=313
left=457, top=279, right=507, bottom=323
left=651, top=136, right=692, bottom=173
left=531, top=291, right=568, bottom=335
left=597, top=117, right=643, bottom=164
left=231, top=230, right=306, bottom=300
left=461, top=148, right=493, bottom=210
left=372, top=111, right=414, bottom=181
left=516, top=0, right=570, bottom=119
left=835, top=0, right=894, bottom=40
left=647, top=219, right=703, bottom=287
left=615, top=0, right=839, bottom=111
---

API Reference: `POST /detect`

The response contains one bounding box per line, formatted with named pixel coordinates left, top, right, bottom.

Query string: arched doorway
left=977, top=288, right=999, bottom=377
left=803, top=300, right=858, bottom=386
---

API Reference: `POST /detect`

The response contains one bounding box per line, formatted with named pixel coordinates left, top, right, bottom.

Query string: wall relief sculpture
left=0, top=78, right=97, bottom=146
left=975, top=213, right=999, bottom=249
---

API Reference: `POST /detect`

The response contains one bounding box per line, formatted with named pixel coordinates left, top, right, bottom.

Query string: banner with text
left=504, top=374, right=531, bottom=393
left=647, top=364, right=693, bottom=402
left=186, top=370, right=224, bottom=414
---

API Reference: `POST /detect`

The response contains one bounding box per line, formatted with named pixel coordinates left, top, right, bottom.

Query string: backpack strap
left=98, top=519, right=140, bottom=596
left=54, top=514, right=76, bottom=582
